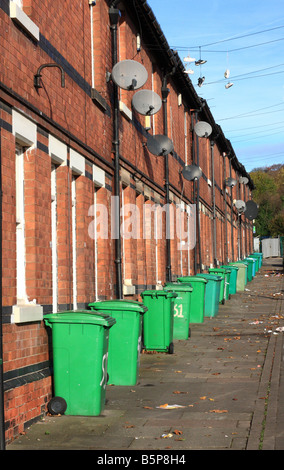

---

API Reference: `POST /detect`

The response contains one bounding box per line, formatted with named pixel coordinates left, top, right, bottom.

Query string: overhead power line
left=216, top=102, right=284, bottom=122
left=199, top=25, right=284, bottom=48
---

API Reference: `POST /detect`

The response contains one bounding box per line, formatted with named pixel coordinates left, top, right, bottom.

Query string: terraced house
left=0, top=0, right=254, bottom=444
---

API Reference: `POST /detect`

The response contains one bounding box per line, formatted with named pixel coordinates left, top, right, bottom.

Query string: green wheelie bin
left=245, top=257, right=256, bottom=277
left=251, top=252, right=263, bottom=268
left=249, top=254, right=261, bottom=272
left=195, top=274, right=222, bottom=318
left=88, top=300, right=147, bottom=386
left=164, top=282, right=193, bottom=339
left=177, top=276, right=207, bottom=323
left=234, top=260, right=249, bottom=284
left=208, top=268, right=228, bottom=303
left=140, top=289, right=177, bottom=353
left=44, top=310, right=116, bottom=416
left=220, top=265, right=239, bottom=295
left=243, top=258, right=253, bottom=281
left=229, top=262, right=247, bottom=291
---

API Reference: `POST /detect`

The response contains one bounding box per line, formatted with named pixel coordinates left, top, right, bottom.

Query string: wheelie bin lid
left=208, top=268, right=228, bottom=273
left=88, top=299, right=148, bottom=314
left=164, top=282, right=193, bottom=292
left=220, top=265, right=239, bottom=271
left=177, top=276, right=207, bottom=283
left=229, top=263, right=247, bottom=268
left=195, top=273, right=223, bottom=282
left=44, top=310, right=116, bottom=327
left=140, top=289, right=178, bottom=298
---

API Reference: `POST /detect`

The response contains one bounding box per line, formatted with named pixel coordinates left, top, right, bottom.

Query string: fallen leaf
left=200, top=396, right=207, bottom=400
left=173, top=391, right=188, bottom=394
left=209, top=409, right=228, bottom=413
left=157, top=404, right=186, bottom=409
left=173, top=430, right=183, bottom=435
left=143, top=406, right=153, bottom=409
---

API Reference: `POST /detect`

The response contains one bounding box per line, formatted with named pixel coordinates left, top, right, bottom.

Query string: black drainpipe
left=210, top=139, right=217, bottom=267
left=109, top=5, right=123, bottom=299
left=195, top=112, right=202, bottom=273
left=162, top=77, right=172, bottom=282
left=223, top=153, right=228, bottom=263
left=0, top=128, right=5, bottom=450
left=229, top=159, right=234, bottom=261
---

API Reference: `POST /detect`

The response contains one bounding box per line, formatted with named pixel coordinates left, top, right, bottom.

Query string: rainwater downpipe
left=162, top=77, right=172, bottom=282
left=229, top=159, right=234, bottom=261
left=89, top=1, right=96, bottom=89
left=244, top=183, right=248, bottom=256
left=109, top=5, right=123, bottom=299
left=237, top=179, right=242, bottom=260
left=223, top=153, right=228, bottom=263
left=195, top=113, right=202, bottom=273
left=210, top=140, right=217, bottom=267
left=190, top=112, right=198, bottom=274
left=0, top=129, right=5, bottom=450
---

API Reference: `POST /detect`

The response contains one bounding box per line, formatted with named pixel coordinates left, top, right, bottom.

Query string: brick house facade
left=0, top=0, right=254, bottom=443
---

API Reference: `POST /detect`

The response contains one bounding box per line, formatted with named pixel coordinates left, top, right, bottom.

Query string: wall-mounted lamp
left=34, top=63, right=65, bottom=89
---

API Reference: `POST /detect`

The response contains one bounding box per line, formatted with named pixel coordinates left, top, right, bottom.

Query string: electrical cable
left=216, top=102, right=284, bottom=121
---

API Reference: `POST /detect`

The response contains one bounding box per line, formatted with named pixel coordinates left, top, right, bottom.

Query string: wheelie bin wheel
left=47, top=396, right=67, bottom=415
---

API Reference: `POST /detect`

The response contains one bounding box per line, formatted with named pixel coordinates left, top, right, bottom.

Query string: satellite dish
left=194, top=121, right=212, bottom=138
left=182, top=164, right=202, bottom=181
left=244, top=200, right=258, bottom=220
left=234, top=200, right=246, bottom=213
left=239, top=176, right=249, bottom=185
left=111, top=60, right=148, bottom=90
left=147, top=134, right=174, bottom=156
left=132, top=90, right=162, bottom=116
left=225, top=177, right=237, bottom=187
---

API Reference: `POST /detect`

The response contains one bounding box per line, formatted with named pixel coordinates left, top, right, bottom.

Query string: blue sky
left=148, top=0, right=284, bottom=172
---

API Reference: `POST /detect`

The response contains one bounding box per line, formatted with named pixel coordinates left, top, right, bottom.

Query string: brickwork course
left=1, top=0, right=256, bottom=444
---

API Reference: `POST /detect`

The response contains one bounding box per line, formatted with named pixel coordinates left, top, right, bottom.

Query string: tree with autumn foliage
left=250, top=164, right=284, bottom=237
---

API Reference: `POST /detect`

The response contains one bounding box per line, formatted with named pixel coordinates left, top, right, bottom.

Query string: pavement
left=6, top=257, right=284, bottom=453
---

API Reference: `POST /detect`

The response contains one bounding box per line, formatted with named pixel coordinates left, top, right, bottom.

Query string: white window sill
left=12, top=304, right=43, bottom=323
left=10, top=1, right=40, bottom=42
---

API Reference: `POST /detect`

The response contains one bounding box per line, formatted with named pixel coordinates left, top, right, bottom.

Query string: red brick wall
left=0, top=0, right=254, bottom=443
